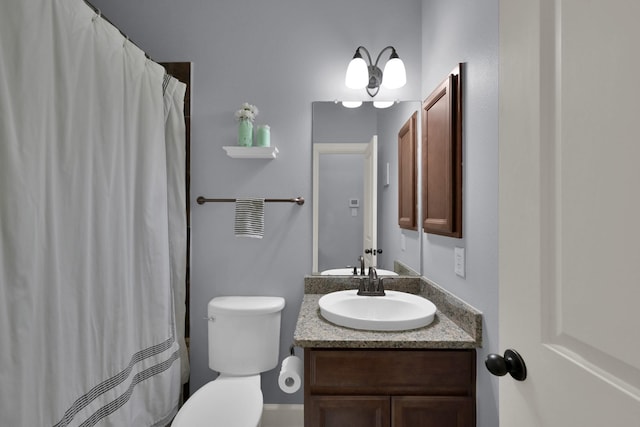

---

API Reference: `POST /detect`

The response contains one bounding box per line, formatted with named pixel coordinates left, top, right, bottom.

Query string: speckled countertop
left=293, top=275, right=482, bottom=349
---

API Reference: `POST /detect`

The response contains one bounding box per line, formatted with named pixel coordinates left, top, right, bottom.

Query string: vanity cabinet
left=304, top=348, right=476, bottom=427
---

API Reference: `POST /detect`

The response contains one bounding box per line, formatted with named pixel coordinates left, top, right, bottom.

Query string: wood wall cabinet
left=304, top=348, right=476, bottom=427
left=422, top=65, right=463, bottom=237
left=398, top=112, right=417, bottom=230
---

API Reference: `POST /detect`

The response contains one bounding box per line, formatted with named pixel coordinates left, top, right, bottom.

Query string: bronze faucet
left=357, top=267, right=386, bottom=296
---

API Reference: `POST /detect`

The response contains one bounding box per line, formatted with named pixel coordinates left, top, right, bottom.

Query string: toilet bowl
left=171, top=375, right=263, bottom=427
left=170, top=296, right=285, bottom=427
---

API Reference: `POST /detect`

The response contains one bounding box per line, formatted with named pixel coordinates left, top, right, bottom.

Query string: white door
left=363, top=136, right=378, bottom=268
left=499, top=0, right=640, bottom=425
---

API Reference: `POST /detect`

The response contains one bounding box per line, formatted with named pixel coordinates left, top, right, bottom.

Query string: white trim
left=260, top=404, right=304, bottom=427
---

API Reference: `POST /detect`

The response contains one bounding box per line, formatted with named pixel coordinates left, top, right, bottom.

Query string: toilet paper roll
left=278, top=355, right=303, bottom=394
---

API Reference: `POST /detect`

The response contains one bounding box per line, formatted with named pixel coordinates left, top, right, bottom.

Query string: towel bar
left=196, top=196, right=305, bottom=206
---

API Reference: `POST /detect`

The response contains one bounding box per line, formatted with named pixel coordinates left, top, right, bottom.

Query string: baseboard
left=261, top=404, right=304, bottom=427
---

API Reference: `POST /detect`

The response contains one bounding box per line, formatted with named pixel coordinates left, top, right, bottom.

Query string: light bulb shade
left=345, top=56, right=369, bottom=89
left=381, top=57, right=406, bottom=89
left=341, top=101, right=363, bottom=108
left=373, top=101, right=394, bottom=109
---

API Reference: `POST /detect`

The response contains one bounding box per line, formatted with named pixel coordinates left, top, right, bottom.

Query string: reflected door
left=363, top=136, right=378, bottom=268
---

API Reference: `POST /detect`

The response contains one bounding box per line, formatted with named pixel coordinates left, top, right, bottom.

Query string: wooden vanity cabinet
left=304, top=348, right=476, bottom=427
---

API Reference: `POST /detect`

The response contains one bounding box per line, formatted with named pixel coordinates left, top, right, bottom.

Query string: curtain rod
left=82, top=0, right=153, bottom=60
left=196, top=196, right=305, bottom=206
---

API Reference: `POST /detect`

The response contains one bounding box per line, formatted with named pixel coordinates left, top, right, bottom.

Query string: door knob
left=485, top=349, right=527, bottom=381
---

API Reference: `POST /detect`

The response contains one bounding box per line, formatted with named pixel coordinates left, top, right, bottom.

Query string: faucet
left=357, top=267, right=386, bottom=296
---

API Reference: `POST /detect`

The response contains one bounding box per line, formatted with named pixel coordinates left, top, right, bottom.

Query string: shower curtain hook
left=91, top=9, right=101, bottom=23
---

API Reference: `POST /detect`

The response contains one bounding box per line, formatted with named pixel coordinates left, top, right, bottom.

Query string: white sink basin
left=318, top=290, right=436, bottom=331
left=320, top=268, right=398, bottom=276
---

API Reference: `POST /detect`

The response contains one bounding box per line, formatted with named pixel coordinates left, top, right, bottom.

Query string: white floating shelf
left=222, top=146, right=279, bottom=159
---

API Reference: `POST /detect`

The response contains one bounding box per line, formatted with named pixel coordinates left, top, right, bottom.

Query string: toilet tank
left=208, top=296, right=285, bottom=375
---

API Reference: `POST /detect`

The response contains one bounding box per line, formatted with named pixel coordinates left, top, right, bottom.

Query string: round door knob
left=485, top=349, right=527, bottom=381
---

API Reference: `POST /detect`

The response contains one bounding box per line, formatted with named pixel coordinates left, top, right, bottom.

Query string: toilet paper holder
left=279, top=345, right=303, bottom=394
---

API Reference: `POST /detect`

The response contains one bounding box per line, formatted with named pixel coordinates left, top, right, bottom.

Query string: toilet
left=171, top=296, right=286, bottom=427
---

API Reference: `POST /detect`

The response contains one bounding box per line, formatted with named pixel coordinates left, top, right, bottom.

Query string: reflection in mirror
left=318, top=153, right=363, bottom=270
left=312, top=101, right=421, bottom=275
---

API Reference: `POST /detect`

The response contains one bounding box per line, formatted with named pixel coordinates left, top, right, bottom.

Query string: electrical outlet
left=454, top=247, right=465, bottom=278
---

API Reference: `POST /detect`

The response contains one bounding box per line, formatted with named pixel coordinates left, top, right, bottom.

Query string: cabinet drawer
left=307, top=349, right=475, bottom=396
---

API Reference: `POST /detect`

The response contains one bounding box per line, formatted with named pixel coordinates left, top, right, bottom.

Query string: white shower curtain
left=0, top=0, right=186, bottom=425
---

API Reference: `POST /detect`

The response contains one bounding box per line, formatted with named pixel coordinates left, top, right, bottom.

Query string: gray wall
left=317, top=154, right=364, bottom=272
left=89, top=0, right=422, bottom=406
left=420, top=1, right=500, bottom=427
left=87, top=1, right=498, bottom=425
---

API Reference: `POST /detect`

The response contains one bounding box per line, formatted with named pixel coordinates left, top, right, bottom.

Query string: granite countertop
left=293, top=276, right=482, bottom=350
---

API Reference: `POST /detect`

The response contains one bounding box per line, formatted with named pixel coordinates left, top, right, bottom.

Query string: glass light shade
left=373, top=101, right=394, bottom=109
left=345, top=57, right=369, bottom=89
left=381, top=57, right=407, bottom=89
left=342, top=101, right=363, bottom=108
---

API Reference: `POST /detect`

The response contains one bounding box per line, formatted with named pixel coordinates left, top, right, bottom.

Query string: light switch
left=454, top=247, right=465, bottom=278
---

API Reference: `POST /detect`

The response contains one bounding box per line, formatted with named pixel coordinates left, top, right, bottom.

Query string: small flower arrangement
left=234, top=102, right=259, bottom=122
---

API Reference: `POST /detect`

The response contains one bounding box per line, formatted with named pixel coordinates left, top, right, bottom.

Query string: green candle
left=257, top=125, right=270, bottom=147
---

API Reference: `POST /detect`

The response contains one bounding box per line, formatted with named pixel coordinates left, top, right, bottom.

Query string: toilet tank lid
left=209, top=296, right=285, bottom=315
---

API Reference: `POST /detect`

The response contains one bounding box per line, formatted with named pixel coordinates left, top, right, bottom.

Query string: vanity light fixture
left=335, top=100, right=397, bottom=109
left=345, top=46, right=407, bottom=97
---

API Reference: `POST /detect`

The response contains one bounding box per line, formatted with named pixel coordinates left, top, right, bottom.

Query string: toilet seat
left=171, top=375, right=263, bottom=427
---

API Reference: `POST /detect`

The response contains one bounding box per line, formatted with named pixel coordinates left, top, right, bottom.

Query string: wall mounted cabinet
left=398, top=112, right=417, bottom=231
left=422, top=65, right=463, bottom=237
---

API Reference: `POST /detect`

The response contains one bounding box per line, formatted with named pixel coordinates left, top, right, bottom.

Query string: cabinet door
left=398, top=112, right=417, bottom=230
left=392, top=396, right=474, bottom=427
left=307, top=396, right=391, bottom=427
left=421, top=66, right=462, bottom=237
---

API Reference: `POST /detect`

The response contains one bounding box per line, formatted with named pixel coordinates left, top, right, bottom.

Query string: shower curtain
left=0, top=0, right=187, bottom=425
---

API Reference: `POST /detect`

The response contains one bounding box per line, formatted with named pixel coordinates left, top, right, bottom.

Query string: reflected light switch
left=454, top=247, right=465, bottom=278
left=385, top=162, right=390, bottom=187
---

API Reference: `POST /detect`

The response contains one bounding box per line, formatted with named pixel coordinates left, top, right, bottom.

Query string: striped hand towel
left=234, top=198, right=265, bottom=238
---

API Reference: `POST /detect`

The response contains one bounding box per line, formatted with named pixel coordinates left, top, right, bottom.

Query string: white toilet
left=171, top=296, right=286, bottom=427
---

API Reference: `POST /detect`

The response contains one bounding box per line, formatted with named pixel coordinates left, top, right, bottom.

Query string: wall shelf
left=222, top=146, right=279, bottom=159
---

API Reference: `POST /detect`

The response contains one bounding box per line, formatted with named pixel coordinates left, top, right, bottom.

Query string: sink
left=318, top=290, right=437, bottom=331
left=320, top=268, right=398, bottom=276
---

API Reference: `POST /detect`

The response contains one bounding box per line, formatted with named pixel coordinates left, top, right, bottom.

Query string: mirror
left=312, top=101, right=422, bottom=274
